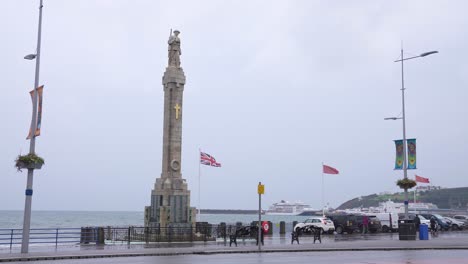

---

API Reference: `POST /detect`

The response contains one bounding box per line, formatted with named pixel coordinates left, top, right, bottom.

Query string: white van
left=374, top=213, right=399, bottom=232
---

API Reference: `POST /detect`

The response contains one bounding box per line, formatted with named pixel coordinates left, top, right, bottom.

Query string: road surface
left=10, top=250, right=468, bottom=264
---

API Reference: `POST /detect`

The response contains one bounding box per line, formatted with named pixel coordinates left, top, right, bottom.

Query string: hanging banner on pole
left=26, top=86, right=44, bottom=139
left=394, top=140, right=403, bottom=170
left=407, top=138, right=417, bottom=170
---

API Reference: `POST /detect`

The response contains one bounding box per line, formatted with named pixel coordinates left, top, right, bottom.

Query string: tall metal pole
left=258, top=182, right=262, bottom=252
left=198, top=149, right=201, bottom=221
left=321, top=162, right=324, bottom=216
left=21, top=0, right=43, bottom=254
left=400, top=47, right=409, bottom=219
left=392, top=48, right=437, bottom=218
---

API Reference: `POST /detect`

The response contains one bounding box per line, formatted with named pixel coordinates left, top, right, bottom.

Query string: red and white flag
left=415, top=175, right=430, bottom=183
left=323, top=164, right=339, bottom=175
left=200, top=151, right=221, bottom=167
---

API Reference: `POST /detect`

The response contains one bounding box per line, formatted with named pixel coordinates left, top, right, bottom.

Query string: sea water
left=0, top=211, right=311, bottom=229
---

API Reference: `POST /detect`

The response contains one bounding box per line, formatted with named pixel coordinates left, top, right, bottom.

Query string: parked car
left=326, top=213, right=360, bottom=234
left=374, top=213, right=399, bottom=232
left=418, top=215, right=431, bottom=226
left=294, top=217, right=335, bottom=234
left=419, top=214, right=450, bottom=231
left=444, top=217, right=465, bottom=230
left=453, top=215, right=468, bottom=225
left=355, top=215, right=382, bottom=233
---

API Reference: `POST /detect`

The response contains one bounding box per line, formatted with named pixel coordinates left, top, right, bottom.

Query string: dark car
left=419, top=213, right=450, bottom=231
left=355, top=215, right=382, bottom=233
left=326, top=213, right=360, bottom=234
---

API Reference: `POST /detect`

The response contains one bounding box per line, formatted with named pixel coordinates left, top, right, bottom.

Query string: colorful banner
left=407, top=138, right=417, bottom=169
left=394, top=140, right=403, bottom=170
left=27, top=86, right=43, bottom=139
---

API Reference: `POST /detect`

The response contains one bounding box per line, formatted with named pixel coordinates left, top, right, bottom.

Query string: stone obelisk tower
left=145, top=30, right=196, bottom=228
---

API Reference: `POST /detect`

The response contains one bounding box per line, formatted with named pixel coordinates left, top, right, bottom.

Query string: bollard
left=80, top=227, right=94, bottom=244
left=280, top=221, right=286, bottom=235
left=145, top=226, right=149, bottom=243
left=106, top=226, right=111, bottom=240
left=127, top=227, right=131, bottom=244
left=220, top=222, right=227, bottom=239
left=267, top=221, right=273, bottom=235
left=80, top=227, right=86, bottom=244
left=97, top=227, right=105, bottom=245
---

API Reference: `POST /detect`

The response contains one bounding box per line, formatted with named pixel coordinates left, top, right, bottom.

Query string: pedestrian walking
left=414, top=215, right=421, bottom=231
left=362, top=215, right=369, bottom=234
left=430, top=216, right=438, bottom=237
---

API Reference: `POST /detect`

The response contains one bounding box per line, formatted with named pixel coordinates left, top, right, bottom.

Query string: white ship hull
left=266, top=200, right=315, bottom=216
left=264, top=212, right=301, bottom=216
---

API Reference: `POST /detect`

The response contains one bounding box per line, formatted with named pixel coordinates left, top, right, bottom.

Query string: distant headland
left=200, top=209, right=258, bottom=214
left=337, top=186, right=468, bottom=210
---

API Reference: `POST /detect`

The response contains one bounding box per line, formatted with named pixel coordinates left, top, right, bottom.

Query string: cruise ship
left=265, top=200, right=316, bottom=215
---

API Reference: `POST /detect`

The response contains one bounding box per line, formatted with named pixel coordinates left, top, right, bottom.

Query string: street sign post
left=258, top=182, right=264, bottom=251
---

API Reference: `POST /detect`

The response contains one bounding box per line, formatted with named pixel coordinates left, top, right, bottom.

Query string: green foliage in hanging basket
left=15, top=153, right=45, bottom=172
left=396, top=178, right=417, bottom=189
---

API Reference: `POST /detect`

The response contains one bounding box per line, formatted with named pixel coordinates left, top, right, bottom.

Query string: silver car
left=444, top=217, right=465, bottom=230
left=294, top=217, right=335, bottom=234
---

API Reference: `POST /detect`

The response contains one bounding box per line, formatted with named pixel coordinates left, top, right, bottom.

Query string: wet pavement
left=7, top=250, right=468, bottom=264
left=1, top=231, right=468, bottom=262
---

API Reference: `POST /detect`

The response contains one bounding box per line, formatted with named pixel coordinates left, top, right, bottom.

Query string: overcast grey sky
left=1, top=0, right=467, bottom=211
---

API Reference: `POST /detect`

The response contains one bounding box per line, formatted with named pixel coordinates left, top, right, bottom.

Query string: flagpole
left=198, top=149, right=201, bottom=221
left=321, top=162, right=324, bottom=216
left=414, top=177, right=417, bottom=204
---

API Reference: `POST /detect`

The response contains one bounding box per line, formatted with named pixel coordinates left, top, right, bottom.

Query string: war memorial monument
left=144, top=30, right=196, bottom=229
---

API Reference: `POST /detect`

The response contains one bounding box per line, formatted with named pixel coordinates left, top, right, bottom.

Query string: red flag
left=323, top=164, right=339, bottom=174
left=415, top=175, right=430, bottom=183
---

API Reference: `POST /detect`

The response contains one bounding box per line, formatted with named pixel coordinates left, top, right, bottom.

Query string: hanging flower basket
left=396, top=178, right=417, bottom=189
left=15, top=153, right=45, bottom=172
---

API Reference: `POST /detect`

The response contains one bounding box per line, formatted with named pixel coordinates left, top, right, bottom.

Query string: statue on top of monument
left=168, top=29, right=181, bottom=68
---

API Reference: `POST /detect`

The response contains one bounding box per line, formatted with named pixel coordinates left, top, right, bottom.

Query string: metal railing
left=0, top=227, right=97, bottom=250
left=105, top=223, right=225, bottom=243
left=0, top=222, right=281, bottom=250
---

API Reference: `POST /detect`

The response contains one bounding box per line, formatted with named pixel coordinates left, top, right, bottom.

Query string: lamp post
left=21, top=0, right=44, bottom=254
left=386, top=48, right=437, bottom=220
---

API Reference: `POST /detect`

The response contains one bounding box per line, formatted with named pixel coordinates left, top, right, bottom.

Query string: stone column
left=146, top=30, right=196, bottom=229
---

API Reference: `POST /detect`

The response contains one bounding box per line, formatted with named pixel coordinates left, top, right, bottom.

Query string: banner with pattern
left=407, top=138, right=417, bottom=169
left=27, top=86, right=43, bottom=139
left=394, top=140, right=404, bottom=170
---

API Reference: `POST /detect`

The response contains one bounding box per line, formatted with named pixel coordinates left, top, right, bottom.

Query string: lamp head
left=24, top=54, right=37, bottom=60
left=420, top=51, right=438, bottom=57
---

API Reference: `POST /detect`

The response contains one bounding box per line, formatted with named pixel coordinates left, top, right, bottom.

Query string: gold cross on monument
left=174, top=103, right=181, bottom=120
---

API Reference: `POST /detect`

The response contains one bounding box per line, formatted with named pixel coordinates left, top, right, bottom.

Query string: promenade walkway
left=1, top=232, right=468, bottom=262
